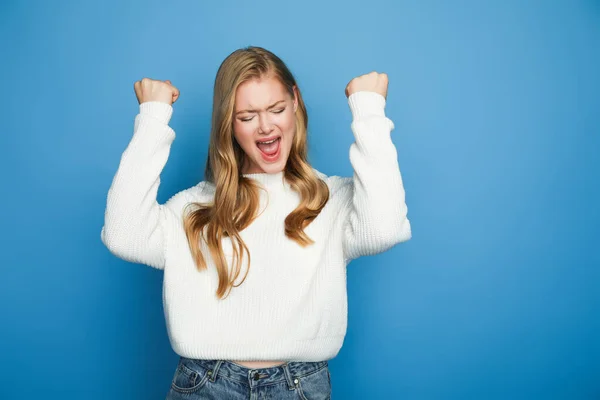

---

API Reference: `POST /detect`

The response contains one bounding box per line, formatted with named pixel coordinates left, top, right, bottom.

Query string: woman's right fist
left=134, top=78, right=180, bottom=106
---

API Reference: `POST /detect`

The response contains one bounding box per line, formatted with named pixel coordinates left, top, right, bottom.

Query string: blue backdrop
left=1, top=0, right=598, bottom=398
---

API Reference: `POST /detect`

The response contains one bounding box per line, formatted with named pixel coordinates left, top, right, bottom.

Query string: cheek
left=233, top=123, right=255, bottom=148
left=276, top=112, right=296, bottom=133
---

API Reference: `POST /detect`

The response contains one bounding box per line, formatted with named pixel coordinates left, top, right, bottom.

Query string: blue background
left=1, top=0, right=598, bottom=398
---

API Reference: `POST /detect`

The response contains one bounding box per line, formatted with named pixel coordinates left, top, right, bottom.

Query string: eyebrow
left=235, top=100, right=286, bottom=115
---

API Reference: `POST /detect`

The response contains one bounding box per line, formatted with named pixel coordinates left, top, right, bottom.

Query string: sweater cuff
left=140, top=101, right=174, bottom=125
left=348, top=91, right=386, bottom=119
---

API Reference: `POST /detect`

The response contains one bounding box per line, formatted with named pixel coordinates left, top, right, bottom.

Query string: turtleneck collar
left=242, top=170, right=287, bottom=190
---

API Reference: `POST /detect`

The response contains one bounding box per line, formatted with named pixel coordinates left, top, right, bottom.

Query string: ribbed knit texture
left=100, top=90, right=411, bottom=361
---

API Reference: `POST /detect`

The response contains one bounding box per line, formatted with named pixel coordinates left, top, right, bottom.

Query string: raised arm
left=342, top=72, right=412, bottom=262
left=100, top=78, right=183, bottom=270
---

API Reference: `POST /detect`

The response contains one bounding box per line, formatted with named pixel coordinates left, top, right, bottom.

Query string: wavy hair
left=183, top=46, right=329, bottom=299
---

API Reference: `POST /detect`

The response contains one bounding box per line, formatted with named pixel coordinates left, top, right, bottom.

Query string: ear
left=292, top=85, right=299, bottom=112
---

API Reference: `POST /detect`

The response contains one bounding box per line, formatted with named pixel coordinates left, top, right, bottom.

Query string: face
left=233, top=75, right=298, bottom=174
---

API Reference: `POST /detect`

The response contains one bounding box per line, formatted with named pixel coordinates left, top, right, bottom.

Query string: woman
left=101, top=46, right=411, bottom=399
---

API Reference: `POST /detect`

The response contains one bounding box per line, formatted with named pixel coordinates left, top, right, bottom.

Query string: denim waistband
left=179, top=357, right=329, bottom=389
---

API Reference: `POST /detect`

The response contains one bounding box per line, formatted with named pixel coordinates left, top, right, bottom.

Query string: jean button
left=253, top=372, right=260, bottom=380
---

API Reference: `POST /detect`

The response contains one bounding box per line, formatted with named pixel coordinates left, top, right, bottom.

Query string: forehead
left=235, top=76, right=289, bottom=109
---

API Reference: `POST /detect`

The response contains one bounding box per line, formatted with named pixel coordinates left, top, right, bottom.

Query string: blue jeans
left=165, top=357, right=332, bottom=399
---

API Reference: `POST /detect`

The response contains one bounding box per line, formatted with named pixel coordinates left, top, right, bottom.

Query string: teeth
left=258, top=138, right=278, bottom=144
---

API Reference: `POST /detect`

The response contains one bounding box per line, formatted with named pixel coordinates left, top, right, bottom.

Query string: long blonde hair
left=183, top=46, right=330, bottom=299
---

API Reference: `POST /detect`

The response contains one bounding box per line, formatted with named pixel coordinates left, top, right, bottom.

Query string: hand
left=345, top=71, right=388, bottom=99
left=134, top=78, right=180, bottom=106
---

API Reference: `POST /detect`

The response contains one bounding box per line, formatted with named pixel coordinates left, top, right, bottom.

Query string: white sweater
left=100, top=91, right=411, bottom=361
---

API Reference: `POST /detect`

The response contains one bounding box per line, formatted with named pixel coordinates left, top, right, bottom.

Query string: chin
left=258, top=162, right=285, bottom=174
left=250, top=148, right=288, bottom=174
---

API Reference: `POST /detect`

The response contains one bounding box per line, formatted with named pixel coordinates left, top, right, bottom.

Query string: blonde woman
left=101, top=46, right=411, bottom=399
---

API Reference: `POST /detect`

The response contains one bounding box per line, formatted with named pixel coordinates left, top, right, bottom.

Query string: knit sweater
left=100, top=90, right=411, bottom=361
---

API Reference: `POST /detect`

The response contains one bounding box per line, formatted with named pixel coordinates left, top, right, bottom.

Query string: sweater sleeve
left=100, top=101, right=179, bottom=270
left=342, top=91, right=412, bottom=262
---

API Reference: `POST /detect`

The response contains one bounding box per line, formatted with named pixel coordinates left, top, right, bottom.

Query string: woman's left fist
left=345, top=71, right=388, bottom=99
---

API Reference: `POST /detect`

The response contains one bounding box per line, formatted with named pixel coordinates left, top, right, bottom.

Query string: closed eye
left=239, top=108, right=285, bottom=122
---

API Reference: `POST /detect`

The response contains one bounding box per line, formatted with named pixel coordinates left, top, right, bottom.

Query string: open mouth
left=256, top=137, right=281, bottom=160
left=256, top=137, right=281, bottom=155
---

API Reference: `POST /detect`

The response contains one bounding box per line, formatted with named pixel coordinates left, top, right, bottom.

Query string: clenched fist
left=345, top=71, right=388, bottom=99
left=134, top=78, right=180, bottom=106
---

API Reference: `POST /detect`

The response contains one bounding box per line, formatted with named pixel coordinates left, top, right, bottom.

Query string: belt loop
left=209, top=360, right=223, bottom=382
left=281, top=362, right=296, bottom=390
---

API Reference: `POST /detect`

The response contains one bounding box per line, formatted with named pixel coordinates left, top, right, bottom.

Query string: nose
left=258, top=113, right=274, bottom=135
